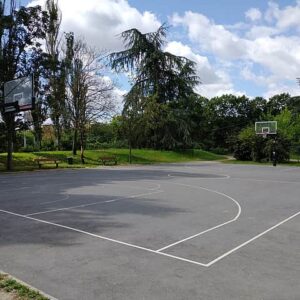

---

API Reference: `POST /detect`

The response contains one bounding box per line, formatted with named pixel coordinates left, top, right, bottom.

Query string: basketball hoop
left=4, top=75, right=34, bottom=113
left=255, top=121, right=277, bottom=138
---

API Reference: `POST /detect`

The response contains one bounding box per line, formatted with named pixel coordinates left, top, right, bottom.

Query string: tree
left=44, top=0, right=65, bottom=150
left=177, top=94, right=209, bottom=148
left=65, top=37, right=115, bottom=162
left=21, top=44, right=49, bottom=150
left=233, top=126, right=291, bottom=162
left=288, top=96, right=300, bottom=115
left=267, top=93, right=290, bottom=116
left=110, top=25, right=199, bottom=149
left=0, top=0, right=48, bottom=170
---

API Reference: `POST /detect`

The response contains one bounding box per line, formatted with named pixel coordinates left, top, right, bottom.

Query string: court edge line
left=25, top=190, right=163, bottom=217
left=0, top=209, right=208, bottom=268
left=157, top=181, right=241, bottom=252
left=205, top=210, right=300, bottom=267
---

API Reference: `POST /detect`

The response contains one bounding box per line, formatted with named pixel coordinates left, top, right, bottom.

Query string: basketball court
left=0, top=162, right=299, bottom=299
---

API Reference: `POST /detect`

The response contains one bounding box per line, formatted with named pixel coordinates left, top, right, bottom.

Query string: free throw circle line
left=157, top=181, right=241, bottom=252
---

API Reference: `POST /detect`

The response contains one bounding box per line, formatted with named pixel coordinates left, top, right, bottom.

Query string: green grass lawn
left=0, top=149, right=226, bottom=172
left=290, top=154, right=300, bottom=162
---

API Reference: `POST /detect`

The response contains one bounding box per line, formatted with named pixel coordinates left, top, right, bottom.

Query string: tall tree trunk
left=80, top=130, right=84, bottom=164
left=128, top=120, right=132, bottom=164
left=33, top=127, right=42, bottom=151
left=72, top=127, right=77, bottom=155
left=54, top=116, right=61, bottom=150
left=129, top=141, right=132, bottom=164
left=6, top=113, right=14, bottom=171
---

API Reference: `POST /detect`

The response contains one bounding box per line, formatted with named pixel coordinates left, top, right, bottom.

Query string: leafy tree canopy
left=110, top=24, right=199, bottom=106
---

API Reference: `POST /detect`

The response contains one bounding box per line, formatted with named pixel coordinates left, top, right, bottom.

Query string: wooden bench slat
left=33, top=158, right=60, bottom=169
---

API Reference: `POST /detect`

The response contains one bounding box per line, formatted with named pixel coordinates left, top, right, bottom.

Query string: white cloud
left=171, top=11, right=248, bottom=60
left=263, top=83, right=299, bottom=99
left=29, top=0, right=161, bottom=51
left=245, top=25, right=279, bottom=39
left=245, top=8, right=262, bottom=22
left=248, top=36, right=300, bottom=80
left=165, top=41, right=219, bottom=84
left=265, top=1, right=300, bottom=30
left=195, top=81, right=245, bottom=99
left=164, top=41, right=245, bottom=98
left=112, top=87, right=126, bottom=113
left=241, top=64, right=299, bottom=99
left=265, top=2, right=280, bottom=23
left=171, top=5, right=300, bottom=98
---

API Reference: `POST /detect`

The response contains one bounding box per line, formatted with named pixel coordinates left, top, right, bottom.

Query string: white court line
left=105, top=199, right=117, bottom=203
left=231, top=177, right=300, bottom=185
left=102, top=182, right=161, bottom=191
left=181, top=165, right=229, bottom=176
left=0, top=187, right=30, bottom=193
left=25, top=190, right=164, bottom=217
left=167, top=173, right=230, bottom=179
left=157, top=182, right=241, bottom=252
left=205, top=210, right=300, bottom=267
left=0, top=209, right=208, bottom=267
left=41, top=194, right=70, bottom=205
left=1, top=207, right=298, bottom=268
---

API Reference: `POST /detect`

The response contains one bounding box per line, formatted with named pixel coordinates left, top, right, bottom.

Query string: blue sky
left=26, top=0, right=300, bottom=100
left=128, top=0, right=272, bottom=24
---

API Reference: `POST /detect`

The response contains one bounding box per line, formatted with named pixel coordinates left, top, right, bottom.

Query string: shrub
left=263, top=136, right=290, bottom=162
left=41, top=139, right=55, bottom=151
left=233, top=127, right=291, bottom=162
left=210, top=147, right=229, bottom=155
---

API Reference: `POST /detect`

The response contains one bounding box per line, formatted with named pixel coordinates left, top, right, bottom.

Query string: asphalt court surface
left=0, top=162, right=299, bottom=299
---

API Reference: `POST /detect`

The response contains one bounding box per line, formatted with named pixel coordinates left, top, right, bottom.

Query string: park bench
left=34, top=157, right=60, bottom=169
left=99, top=155, right=117, bottom=165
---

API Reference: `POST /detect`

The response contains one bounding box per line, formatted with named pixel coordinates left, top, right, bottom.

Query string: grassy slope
left=0, top=149, right=225, bottom=172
